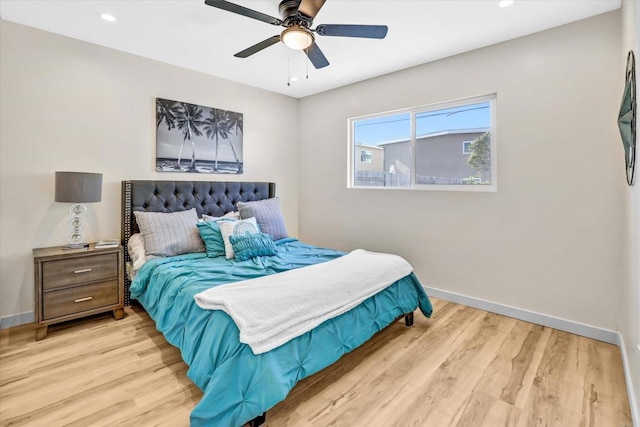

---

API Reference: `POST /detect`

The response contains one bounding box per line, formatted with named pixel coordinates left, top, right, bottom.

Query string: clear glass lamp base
left=62, top=204, right=89, bottom=250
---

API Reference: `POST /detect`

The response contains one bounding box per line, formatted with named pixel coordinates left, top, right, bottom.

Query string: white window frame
left=347, top=94, right=497, bottom=192
left=462, top=140, right=473, bottom=155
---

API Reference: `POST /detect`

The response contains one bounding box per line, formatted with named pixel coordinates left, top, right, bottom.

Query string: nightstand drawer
left=43, top=280, right=119, bottom=319
left=42, top=253, right=118, bottom=290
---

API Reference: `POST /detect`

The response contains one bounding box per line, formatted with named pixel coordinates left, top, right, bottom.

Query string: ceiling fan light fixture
left=281, top=26, right=314, bottom=50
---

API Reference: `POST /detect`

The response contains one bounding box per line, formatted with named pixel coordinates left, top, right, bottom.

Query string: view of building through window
left=350, top=96, right=495, bottom=190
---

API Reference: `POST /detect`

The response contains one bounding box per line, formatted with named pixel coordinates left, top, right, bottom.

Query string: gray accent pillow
left=237, top=197, right=289, bottom=241
left=133, top=208, right=204, bottom=257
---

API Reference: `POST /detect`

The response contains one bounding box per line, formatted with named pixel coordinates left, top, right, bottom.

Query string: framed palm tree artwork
left=156, top=97, right=243, bottom=174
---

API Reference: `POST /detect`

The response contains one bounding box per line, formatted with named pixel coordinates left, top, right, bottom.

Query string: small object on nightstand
left=33, top=243, right=124, bottom=340
left=95, top=239, right=120, bottom=249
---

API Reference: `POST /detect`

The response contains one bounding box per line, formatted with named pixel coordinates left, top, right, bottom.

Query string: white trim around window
left=347, top=94, right=497, bottom=192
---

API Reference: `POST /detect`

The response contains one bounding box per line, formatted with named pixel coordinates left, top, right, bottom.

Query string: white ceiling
left=0, top=0, right=621, bottom=98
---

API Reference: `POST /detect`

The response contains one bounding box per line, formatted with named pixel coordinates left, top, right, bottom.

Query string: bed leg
left=404, top=312, right=414, bottom=327
left=249, top=413, right=266, bottom=427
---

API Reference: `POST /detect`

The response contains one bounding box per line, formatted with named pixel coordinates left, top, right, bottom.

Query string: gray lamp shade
left=55, top=172, right=103, bottom=203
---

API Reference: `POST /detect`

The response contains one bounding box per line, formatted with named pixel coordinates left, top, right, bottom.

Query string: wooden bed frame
left=120, top=179, right=413, bottom=427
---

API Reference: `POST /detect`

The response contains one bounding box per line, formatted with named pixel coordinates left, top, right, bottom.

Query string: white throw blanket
left=194, top=249, right=413, bottom=354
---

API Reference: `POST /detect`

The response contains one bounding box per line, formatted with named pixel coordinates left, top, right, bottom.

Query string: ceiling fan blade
left=316, top=24, right=388, bottom=39
left=204, top=0, right=283, bottom=26
left=304, top=43, right=329, bottom=69
left=297, top=0, right=326, bottom=19
left=234, top=35, right=281, bottom=58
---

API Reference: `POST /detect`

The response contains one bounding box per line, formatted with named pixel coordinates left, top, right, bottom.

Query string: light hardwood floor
left=0, top=298, right=632, bottom=427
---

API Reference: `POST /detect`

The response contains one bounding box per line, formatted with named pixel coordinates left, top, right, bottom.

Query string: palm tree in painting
left=174, top=102, right=205, bottom=172
left=204, top=109, right=240, bottom=173
left=226, top=112, right=243, bottom=173
left=156, top=98, right=180, bottom=130
left=227, top=111, right=243, bottom=136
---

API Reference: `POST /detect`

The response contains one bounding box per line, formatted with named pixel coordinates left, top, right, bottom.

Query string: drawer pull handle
left=74, top=297, right=93, bottom=303
left=74, top=268, right=93, bottom=274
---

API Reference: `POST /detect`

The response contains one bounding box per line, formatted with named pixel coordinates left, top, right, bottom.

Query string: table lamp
left=55, top=171, right=103, bottom=249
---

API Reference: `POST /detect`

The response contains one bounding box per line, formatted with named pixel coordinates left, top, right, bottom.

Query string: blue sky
left=354, top=102, right=490, bottom=146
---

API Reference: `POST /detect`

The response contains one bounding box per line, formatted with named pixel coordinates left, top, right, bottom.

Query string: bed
left=121, top=180, right=433, bottom=427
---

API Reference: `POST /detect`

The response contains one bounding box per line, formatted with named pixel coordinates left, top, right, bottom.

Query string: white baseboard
left=617, top=334, right=640, bottom=427
left=424, top=286, right=619, bottom=344
left=0, top=311, right=34, bottom=330
left=425, top=286, right=638, bottom=425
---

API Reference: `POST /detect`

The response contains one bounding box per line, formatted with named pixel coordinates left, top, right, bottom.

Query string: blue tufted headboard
left=121, top=180, right=275, bottom=304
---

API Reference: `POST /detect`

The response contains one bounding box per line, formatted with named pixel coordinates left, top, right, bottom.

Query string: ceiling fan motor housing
left=279, top=0, right=313, bottom=27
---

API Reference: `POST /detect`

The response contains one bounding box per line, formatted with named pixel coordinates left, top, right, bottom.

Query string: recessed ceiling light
left=100, top=13, right=117, bottom=22
left=498, top=0, right=514, bottom=7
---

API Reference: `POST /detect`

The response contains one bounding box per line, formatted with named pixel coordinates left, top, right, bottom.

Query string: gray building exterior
left=380, top=128, right=491, bottom=184
left=354, top=143, right=384, bottom=172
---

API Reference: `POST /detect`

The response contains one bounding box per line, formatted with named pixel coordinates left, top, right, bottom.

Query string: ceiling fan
left=204, top=0, right=388, bottom=69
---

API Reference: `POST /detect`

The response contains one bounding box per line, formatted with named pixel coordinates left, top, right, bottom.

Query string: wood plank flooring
left=0, top=298, right=632, bottom=427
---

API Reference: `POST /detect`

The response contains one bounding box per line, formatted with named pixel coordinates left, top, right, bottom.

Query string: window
left=462, top=141, right=473, bottom=155
left=360, top=150, right=372, bottom=163
left=349, top=94, right=496, bottom=191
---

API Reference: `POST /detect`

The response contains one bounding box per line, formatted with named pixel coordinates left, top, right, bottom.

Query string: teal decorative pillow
left=218, top=217, right=260, bottom=259
left=196, top=218, right=236, bottom=258
left=229, top=233, right=276, bottom=261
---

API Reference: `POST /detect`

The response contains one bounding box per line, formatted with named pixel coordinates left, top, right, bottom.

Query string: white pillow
left=127, top=233, right=147, bottom=270
left=134, top=208, right=204, bottom=257
left=218, top=217, right=259, bottom=259
left=202, top=211, right=240, bottom=221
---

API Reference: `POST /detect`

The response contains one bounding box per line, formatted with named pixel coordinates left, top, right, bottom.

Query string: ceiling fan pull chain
left=287, top=57, right=291, bottom=86
left=306, top=55, right=309, bottom=80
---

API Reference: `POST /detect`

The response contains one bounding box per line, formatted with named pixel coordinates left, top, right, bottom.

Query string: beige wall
left=621, top=0, right=640, bottom=416
left=298, top=11, right=624, bottom=331
left=0, top=21, right=299, bottom=320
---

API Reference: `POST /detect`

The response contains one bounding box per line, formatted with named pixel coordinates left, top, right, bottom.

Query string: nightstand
left=33, top=244, right=124, bottom=340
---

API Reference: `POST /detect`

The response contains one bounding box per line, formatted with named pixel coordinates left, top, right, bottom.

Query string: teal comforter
left=130, top=239, right=432, bottom=427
